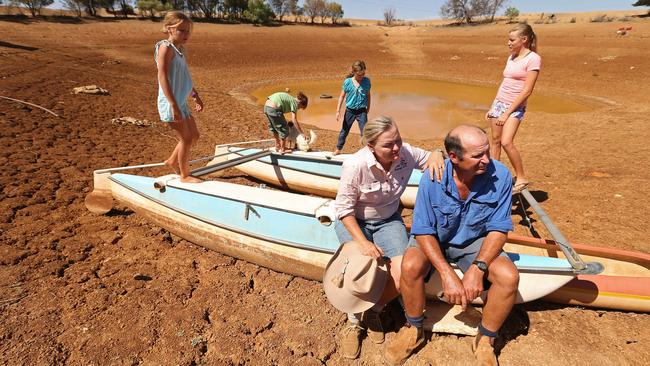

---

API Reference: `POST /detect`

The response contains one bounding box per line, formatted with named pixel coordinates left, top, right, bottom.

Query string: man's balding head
left=444, top=125, right=488, bottom=159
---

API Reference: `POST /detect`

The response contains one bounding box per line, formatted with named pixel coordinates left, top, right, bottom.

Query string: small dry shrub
left=590, top=14, right=615, bottom=23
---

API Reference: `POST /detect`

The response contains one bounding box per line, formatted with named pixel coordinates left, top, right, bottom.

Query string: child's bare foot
left=332, top=149, right=342, bottom=156
left=180, top=176, right=203, bottom=184
left=164, top=159, right=180, bottom=174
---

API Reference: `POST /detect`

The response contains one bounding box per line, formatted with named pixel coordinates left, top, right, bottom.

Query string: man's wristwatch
left=472, top=260, right=488, bottom=273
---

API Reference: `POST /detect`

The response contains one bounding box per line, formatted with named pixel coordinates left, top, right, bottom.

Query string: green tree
left=286, top=0, right=300, bottom=20
left=137, top=0, right=170, bottom=17
left=303, top=0, right=325, bottom=24
left=440, top=0, right=480, bottom=24
left=99, top=0, right=118, bottom=17
left=81, top=0, right=98, bottom=16
left=223, top=0, right=246, bottom=19
left=243, top=0, right=273, bottom=23
left=327, top=1, right=343, bottom=24
left=269, top=0, right=289, bottom=21
left=117, top=0, right=134, bottom=17
left=487, top=0, right=507, bottom=22
left=187, top=0, right=220, bottom=18
left=504, top=6, right=518, bottom=22
left=62, top=0, right=85, bottom=16
left=13, top=0, right=54, bottom=16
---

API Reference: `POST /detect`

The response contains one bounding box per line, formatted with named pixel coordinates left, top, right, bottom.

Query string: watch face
left=474, top=261, right=488, bottom=272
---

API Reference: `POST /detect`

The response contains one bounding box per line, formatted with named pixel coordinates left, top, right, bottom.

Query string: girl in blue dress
left=155, top=11, right=204, bottom=183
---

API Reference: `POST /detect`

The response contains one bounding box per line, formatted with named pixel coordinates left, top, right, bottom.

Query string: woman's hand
left=424, top=149, right=445, bottom=182
left=335, top=110, right=341, bottom=122
left=359, top=239, right=384, bottom=259
left=496, top=113, right=508, bottom=126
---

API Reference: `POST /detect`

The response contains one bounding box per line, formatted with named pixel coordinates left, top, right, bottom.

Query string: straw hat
left=323, top=241, right=388, bottom=314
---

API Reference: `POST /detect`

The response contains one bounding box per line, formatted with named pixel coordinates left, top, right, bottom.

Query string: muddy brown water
left=251, top=78, right=593, bottom=139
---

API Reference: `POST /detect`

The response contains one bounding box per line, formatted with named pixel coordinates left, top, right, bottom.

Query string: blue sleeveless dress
left=154, top=40, right=193, bottom=122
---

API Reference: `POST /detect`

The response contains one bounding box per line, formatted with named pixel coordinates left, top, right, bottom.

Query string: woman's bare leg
left=169, top=120, right=202, bottom=183
left=186, top=115, right=200, bottom=146
left=489, top=118, right=503, bottom=161
left=164, top=142, right=181, bottom=174
left=500, top=116, right=528, bottom=186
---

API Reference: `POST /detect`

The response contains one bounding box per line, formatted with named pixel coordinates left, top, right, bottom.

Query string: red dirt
left=1, top=17, right=649, bottom=365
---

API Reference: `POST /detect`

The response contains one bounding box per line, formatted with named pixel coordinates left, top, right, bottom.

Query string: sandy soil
left=1, top=15, right=649, bottom=365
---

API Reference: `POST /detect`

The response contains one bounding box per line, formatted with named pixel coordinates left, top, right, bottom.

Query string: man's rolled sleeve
left=410, top=175, right=438, bottom=237
left=485, top=171, right=514, bottom=233
left=334, top=162, right=360, bottom=220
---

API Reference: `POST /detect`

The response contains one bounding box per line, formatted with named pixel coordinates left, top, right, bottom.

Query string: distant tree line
left=9, top=0, right=344, bottom=25
left=439, top=0, right=509, bottom=24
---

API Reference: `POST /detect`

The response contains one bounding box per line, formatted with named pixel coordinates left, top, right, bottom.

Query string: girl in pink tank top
left=486, top=24, right=540, bottom=193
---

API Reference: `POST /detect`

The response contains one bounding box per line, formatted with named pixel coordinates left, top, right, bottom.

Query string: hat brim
left=323, top=241, right=388, bottom=314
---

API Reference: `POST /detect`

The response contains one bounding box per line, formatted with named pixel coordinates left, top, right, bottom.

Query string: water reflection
left=251, top=78, right=591, bottom=139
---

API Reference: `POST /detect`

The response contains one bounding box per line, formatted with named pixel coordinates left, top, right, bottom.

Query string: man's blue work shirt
left=411, top=159, right=513, bottom=247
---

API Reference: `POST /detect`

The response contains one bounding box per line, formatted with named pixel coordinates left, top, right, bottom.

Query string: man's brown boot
left=472, top=333, right=498, bottom=366
left=339, top=323, right=364, bottom=359
left=363, top=310, right=385, bottom=344
left=385, top=324, right=424, bottom=365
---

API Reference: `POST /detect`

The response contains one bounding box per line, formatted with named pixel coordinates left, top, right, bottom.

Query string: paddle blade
left=85, top=190, right=113, bottom=214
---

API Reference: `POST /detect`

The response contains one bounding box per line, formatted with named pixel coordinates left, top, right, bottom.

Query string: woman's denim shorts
left=335, top=211, right=409, bottom=259
left=487, top=99, right=526, bottom=121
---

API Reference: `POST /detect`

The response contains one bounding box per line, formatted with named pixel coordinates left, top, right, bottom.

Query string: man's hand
left=462, top=265, right=485, bottom=302
left=441, top=271, right=468, bottom=310
left=359, top=239, right=384, bottom=259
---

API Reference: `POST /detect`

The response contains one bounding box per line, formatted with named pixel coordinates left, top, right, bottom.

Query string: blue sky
left=48, top=0, right=642, bottom=20
left=340, top=0, right=640, bottom=20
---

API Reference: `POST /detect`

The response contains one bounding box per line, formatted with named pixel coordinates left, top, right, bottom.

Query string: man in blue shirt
left=385, top=125, right=518, bottom=366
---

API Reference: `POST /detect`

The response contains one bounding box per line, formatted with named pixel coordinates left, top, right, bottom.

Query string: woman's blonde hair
left=510, top=23, right=537, bottom=52
left=362, top=115, right=396, bottom=146
left=346, top=60, right=367, bottom=78
left=162, top=11, right=193, bottom=34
